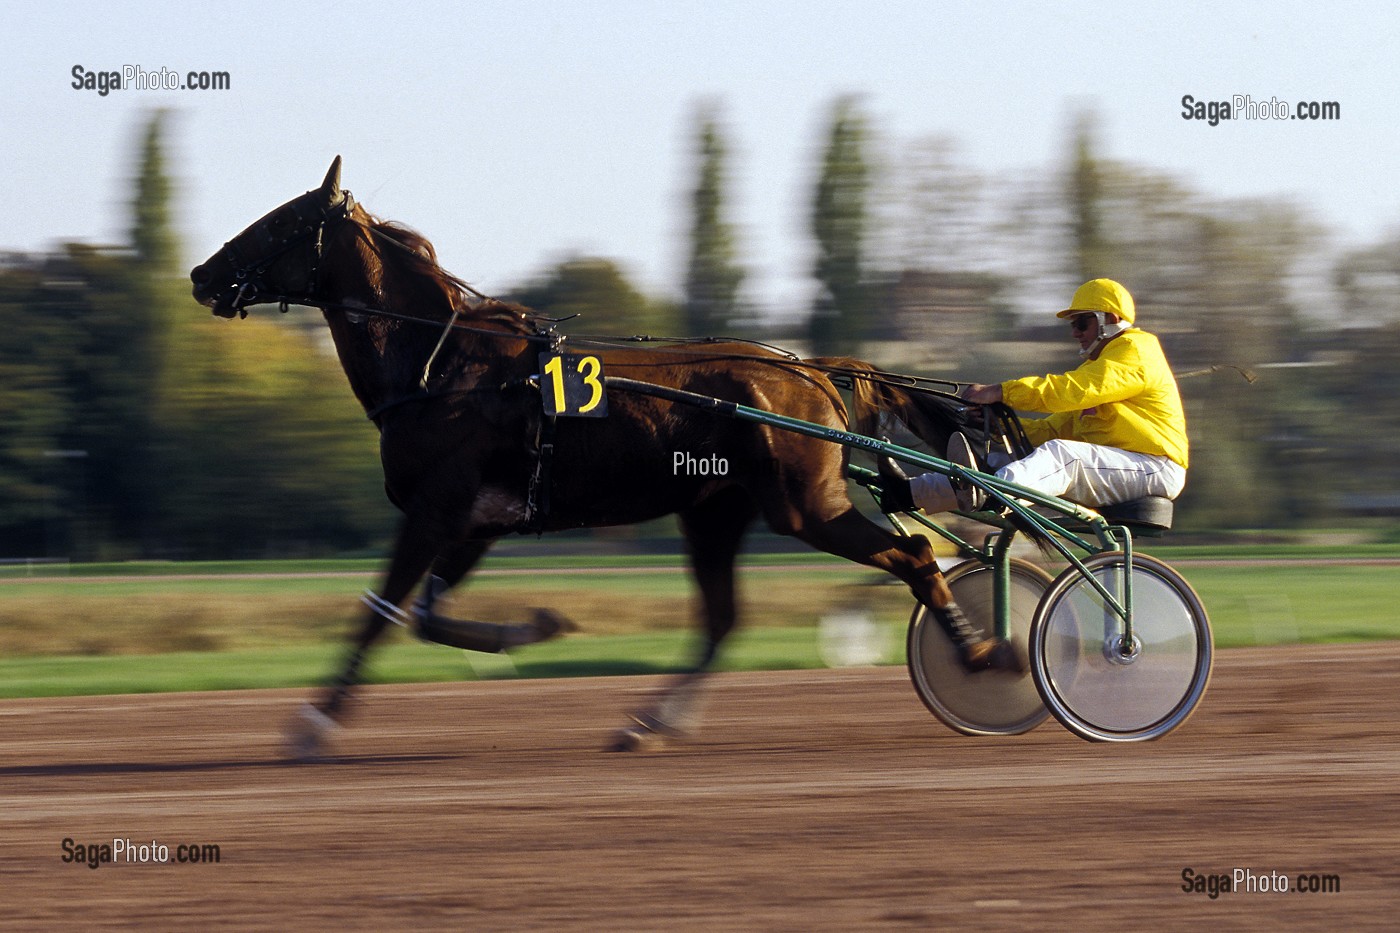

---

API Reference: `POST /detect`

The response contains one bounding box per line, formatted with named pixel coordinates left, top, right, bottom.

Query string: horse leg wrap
left=294, top=701, right=342, bottom=736
left=654, top=675, right=709, bottom=733
left=284, top=702, right=341, bottom=762
left=936, top=600, right=989, bottom=651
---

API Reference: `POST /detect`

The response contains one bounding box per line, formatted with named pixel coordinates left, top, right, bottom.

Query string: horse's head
left=190, top=156, right=356, bottom=318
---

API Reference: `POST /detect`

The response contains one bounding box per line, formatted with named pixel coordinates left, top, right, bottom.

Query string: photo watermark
left=61, top=837, right=222, bottom=870
left=1180, top=866, right=1342, bottom=899
left=71, top=65, right=232, bottom=97
left=672, top=452, right=729, bottom=476
left=1180, top=94, right=1340, bottom=126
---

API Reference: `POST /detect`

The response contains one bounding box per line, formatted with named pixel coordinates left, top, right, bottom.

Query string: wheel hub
left=1104, top=633, right=1142, bottom=665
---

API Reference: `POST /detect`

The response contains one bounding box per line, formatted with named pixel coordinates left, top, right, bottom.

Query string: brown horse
left=189, top=157, right=1018, bottom=757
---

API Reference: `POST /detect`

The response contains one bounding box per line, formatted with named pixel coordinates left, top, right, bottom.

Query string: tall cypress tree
left=131, top=111, right=179, bottom=272
left=683, top=107, right=744, bottom=336
left=1067, top=109, right=1109, bottom=283
left=809, top=96, right=871, bottom=354
left=64, top=109, right=182, bottom=554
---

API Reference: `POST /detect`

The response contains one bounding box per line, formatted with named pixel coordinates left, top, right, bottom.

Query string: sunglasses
left=1070, top=315, right=1095, bottom=333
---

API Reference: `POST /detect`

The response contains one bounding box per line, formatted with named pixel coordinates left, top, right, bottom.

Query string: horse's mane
left=360, top=214, right=536, bottom=329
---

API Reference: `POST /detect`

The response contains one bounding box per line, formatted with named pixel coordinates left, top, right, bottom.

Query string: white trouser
left=998, top=439, right=1185, bottom=506
left=909, top=439, right=1185, bottom=512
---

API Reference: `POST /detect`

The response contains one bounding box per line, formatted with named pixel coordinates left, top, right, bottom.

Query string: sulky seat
left=1098, top=496, right=1174, bottom=532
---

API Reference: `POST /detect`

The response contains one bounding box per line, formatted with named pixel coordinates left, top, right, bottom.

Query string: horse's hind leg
left=772, top=498, right=1014, bottom=671
left=610, top=488, right=757, bottom=751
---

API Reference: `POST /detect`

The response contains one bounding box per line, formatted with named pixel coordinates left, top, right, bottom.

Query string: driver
left=881, top=278, right=1188, bottom=512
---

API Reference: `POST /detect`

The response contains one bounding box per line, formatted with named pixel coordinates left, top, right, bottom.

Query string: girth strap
left=523, top=412, right=557, bottom=535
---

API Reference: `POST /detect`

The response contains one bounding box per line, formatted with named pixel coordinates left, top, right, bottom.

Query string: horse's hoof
left=606, top=727, right=645, bottom=752
left=283, top=702, right=340, bottom=762
left=607, top=726, right=668, bottom=753
left=529, top=608, right=576, bottom=643
left=605, top=714, right=679, bottom=752
left=962, top=637, right=1027, bottom=675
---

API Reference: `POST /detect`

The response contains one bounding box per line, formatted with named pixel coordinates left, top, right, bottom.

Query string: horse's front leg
left=283, top=513, right=442, bottom=760
left=410, top=539, right=573, bottom=652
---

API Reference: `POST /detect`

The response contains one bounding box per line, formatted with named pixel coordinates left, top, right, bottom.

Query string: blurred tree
left=1319, top=322, right=1400, bottom=495
left=511, top=256, right=679, bottom=337
left=683, top=106, right=745, bottom=336
left=809, top=96, right=872, bottom=354
left=49, top=110, right=183, bottom=554
left=0, top=110, right=397, bottom=558
left=896, top=134, right=990, bottom=274
left=1334, top=230, right=1400, bottom=322
left=131, top=110, right=179, bottom=271
left=1066, top=110, right=1115, bottom=283
left=0, top=257, right=78, bottom=553
left=157, top=313, right=389, bottom=556
left=44, top=243, right=150, bottom=556
left=1321, top=234, right=1400, bottom=502
left=878, top=136, right=1021, bottom=360
left=1146, top=199, right=1326, bottom=526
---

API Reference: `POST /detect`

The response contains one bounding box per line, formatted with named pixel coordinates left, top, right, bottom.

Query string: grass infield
left=0, top=548, right=1395, bottom=698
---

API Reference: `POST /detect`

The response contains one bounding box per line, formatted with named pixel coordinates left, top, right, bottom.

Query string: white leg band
left=295, top=701, right=342, bottom=734
left=361, top=590, right=409, bottom=627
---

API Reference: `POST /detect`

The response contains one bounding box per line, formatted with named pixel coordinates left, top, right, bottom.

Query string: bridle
left=219, top=189, right=358, bottom=317
left=215, top=190, right=550, bottom=342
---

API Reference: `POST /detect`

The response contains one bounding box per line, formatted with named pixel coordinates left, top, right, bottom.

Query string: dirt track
left=3, top=643, right=1396, bottom=929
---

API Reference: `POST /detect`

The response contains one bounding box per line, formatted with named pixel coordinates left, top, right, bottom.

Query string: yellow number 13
left=543, top=354, right=605, bottom=416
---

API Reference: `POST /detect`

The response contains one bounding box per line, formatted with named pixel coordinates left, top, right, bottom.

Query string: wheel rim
left=907, top=559, right=1052, bottom=736
left=1033, top=552, right=1211, bottom=742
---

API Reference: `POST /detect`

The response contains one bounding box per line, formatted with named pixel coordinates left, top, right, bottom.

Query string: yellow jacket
left=1001, top=329, right=1189, bottom=468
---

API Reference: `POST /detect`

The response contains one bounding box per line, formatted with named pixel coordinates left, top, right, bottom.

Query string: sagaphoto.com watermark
left=61, top=836, right=222, bottom=870
left=72, top=64, right=231, bottom=97
left=1181, top=93, right=1340, bottom=126
left=1180, top=866, right=1342, bottom=899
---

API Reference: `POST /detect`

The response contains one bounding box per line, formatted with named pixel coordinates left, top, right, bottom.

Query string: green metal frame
left=603, top=376, right=1148, bottom=651
left=845, top=454, right=1136, bottom=647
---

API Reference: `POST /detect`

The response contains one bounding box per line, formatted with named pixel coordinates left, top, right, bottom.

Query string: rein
left=293, top=289, right=976, bottom=415
left=222, top=196, right=976, bottom=419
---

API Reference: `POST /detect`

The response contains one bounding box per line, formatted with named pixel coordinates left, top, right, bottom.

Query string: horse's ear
left=320, top=156, right=342, bottom=199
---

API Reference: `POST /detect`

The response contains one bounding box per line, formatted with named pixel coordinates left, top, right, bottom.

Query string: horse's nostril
left=191, top=264, right=212, bottom=287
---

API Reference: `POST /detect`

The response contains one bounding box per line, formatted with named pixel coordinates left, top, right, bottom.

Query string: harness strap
left=420, top=308, right=462, bottom=388
left=523, top=413, right=557, bottom=535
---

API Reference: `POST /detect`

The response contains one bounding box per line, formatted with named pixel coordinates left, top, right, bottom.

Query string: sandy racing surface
left=3, top=642, right=1396, bottom=929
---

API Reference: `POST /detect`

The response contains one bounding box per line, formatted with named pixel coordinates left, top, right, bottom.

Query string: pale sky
left=4, top=1, right=1397, bottom=317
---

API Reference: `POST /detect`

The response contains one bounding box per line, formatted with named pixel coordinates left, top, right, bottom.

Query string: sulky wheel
left=907, top=558, right=1053, bottom=736
left=1030, top=551, right=1212, bottom=743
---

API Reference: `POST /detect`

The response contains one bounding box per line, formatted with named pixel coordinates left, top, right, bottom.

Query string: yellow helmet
left=1057, top=278, right=1136, bottom=324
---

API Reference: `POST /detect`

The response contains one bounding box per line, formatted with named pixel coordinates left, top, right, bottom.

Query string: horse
left=189, top=157, right=1021, bottom=757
